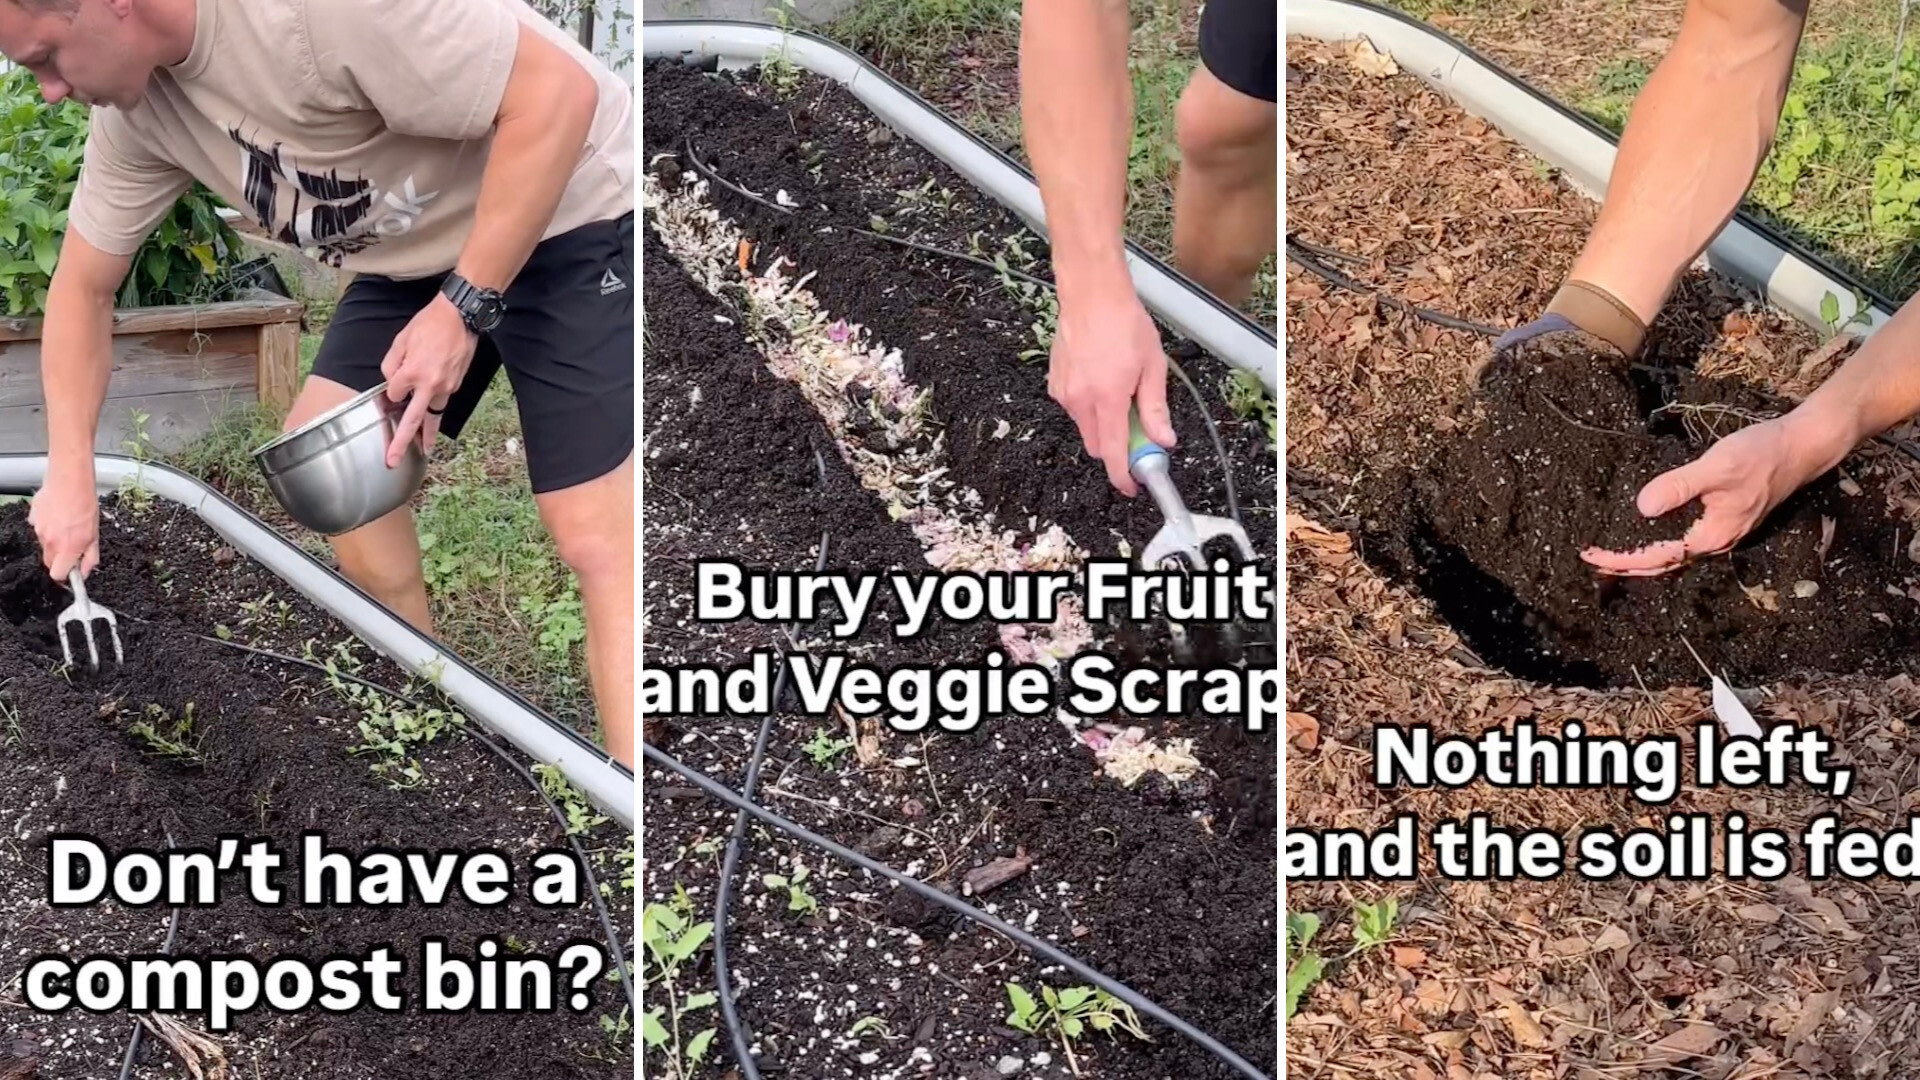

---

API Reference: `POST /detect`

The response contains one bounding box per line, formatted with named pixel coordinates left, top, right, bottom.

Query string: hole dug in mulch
left=1360, top=349, right=1920, bottom=689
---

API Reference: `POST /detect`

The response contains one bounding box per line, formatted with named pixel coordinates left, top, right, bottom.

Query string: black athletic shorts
left=1199, top=0, right=1278, bottom=103
left=311, top=212, right=635, bottom=495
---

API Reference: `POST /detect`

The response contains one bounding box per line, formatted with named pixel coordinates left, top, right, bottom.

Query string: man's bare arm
left=1019, top=0, right=1176, bottom=495
left=1568, top=0, right=1808, bottom=322
left=41, top=231, right=132, bottom=470
left=32, top=229, right=134, bottom=578
left=1020, top=0, right=1133, bottom=311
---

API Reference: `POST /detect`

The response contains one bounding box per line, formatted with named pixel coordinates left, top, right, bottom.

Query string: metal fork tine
left=58, top=569, right=122, bottom=671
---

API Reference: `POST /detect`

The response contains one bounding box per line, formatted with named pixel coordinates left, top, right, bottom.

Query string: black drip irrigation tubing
left=117, top=833, right=181, bottom=1080
left=712, top=528, right=828, bottom=1079
left=1285, top=236, right=1920, bottom=465
left=1284, top=235, right=1506, bottom=337
left=185, top=632, right=636, bottom=1017
left=644, top=742, right=1271, bottom=1080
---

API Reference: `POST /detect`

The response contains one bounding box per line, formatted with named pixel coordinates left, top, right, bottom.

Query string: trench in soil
left=642, top=60, right=1276, bottom=1080
left=0, top=501, right=631, bottom=1080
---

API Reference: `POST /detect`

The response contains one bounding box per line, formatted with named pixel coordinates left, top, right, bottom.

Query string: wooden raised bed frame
left=0, top=296, right=303, bottom=455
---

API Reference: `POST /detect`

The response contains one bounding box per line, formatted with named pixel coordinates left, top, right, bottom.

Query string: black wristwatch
left=441, top=273, right=506, bottom=335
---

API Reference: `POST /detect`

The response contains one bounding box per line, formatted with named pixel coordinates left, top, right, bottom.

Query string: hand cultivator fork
left=1127, top=407, right=1261, bottom=664
left=58, top=569, right=123, bottom=670
left=1128, top=408, right=1256, bottom=571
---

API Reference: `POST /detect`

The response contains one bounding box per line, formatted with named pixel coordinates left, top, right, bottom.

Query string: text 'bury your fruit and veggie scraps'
left=641, top=560, right=1281, bottom=737
left=21, top=834, right=617, bottom=1030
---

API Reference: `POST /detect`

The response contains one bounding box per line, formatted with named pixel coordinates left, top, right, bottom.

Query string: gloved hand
left=1493, top=280, right=1648, bottom=361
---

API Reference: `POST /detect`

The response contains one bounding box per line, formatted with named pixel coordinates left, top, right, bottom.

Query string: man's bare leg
left=281, top=376, right=434, bottom=633
left=534, top=454, right=634, bottom=767
left=1172, top=64, right=1278, bottom=307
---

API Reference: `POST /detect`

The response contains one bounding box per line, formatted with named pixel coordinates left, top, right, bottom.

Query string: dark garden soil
left=0, top=500, right=631, bottom=1080
left=1362, top=350, right=1920, bottom=688
left=642, top=60, right=1275, bottom=1080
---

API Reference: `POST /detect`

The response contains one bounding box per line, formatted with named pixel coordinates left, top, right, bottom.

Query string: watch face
left=474, top=296, right=506, bottom=331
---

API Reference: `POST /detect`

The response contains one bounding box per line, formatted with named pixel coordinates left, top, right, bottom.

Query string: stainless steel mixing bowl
left=253, top=383, right=427, bottom=535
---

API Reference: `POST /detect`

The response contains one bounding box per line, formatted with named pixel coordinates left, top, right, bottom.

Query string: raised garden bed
left=0, top=498, right=632, bottom=1079
left=642, top=58, right=1275, bottom=1080
left=0, top=297, right=303, bottom=455
left=1287, top=37, right=1920, bottom=1078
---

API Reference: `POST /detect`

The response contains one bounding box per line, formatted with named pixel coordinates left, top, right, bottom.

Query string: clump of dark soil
left=0, top=501, right=629, bottom=1080
left=1360, top=350, right=1920, bottom=687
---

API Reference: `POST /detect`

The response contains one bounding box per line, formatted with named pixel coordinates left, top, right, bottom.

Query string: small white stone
left=996, top=1055, right=1024, bottom=1075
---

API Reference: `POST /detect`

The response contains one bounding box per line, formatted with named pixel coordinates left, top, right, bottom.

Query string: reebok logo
left=600, top=268, right=627, bottom=295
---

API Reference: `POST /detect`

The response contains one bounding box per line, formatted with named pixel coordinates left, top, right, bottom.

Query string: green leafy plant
left=534, top=762, right=612, bottom=835
left=1284, top=911, right=1325, bottom=1020
left=847, top=1015, right=896, bottom=1040
left=0, top=67, right=245, bottom=317
left=1224, top=369, right=1277, bottom=444
left=761, top=0, right=804, bottom=96
left=763, top=863, right=819, bottom=916
left=1351, top=897, right=1399, bottom=952
left=128, top=702, right=205, bottom=764
left=642, top=885, right=718, bottom=1079
left=1818, top=287, right=1875, bottom=335
left=1005, top=981, right=1149, bottom=1072
left=802, top=728, right=854, bottom=768
left=327, top=656, right=463, bottom=789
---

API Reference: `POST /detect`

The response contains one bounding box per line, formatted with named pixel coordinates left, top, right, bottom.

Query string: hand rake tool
left=58, top=568, right=123, bottom=669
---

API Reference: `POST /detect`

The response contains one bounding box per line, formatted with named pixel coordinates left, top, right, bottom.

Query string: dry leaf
left=1787, top=990, right=1839, bottom=1049
left=1819, top=515, right=1837, bottom=560
left=1644, top=1022, right=1723, bottom=1067
left=1287, top=712, right=1322, bottom=751
left=1840, top=476, right=1864, bottom=496
left=1802, top=897, right=1860, bottom=938
left=1796, top=333, right=1855, bottom=382
left=1740, top=583, right=1780, bottom=611
left=1412, top=980, right=1451, bottom=1014
left=1735, top=902, right=1783, bottom=924
left=1392, top=945, right=1428, bottom=969
left=1502, top=1004, right=1548, bottom=1048
left=1347, top=36, right=1400, bottom=78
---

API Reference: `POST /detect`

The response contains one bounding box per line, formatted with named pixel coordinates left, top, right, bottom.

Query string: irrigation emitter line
left=117, top=833, right=181, bottom=1080
left=1284, top=235, right=1507, bottom=337
left=186, top=632, right=636, bottom=1016
left=712, top=529, right=829, bottom=1080
left=643, top=742, right=1272, bottom=1080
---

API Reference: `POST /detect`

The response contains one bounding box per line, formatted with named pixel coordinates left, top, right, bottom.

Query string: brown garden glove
left=1492, top=280, right=1648, bottom=360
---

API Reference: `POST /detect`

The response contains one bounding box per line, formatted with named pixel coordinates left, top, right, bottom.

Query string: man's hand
left=380, top=295, right=478, bottom=467
left=1049, top=292, right=1176, bottom=497
left=29, top=469, right=100, bottom=581
left=1581, top=408, right=1852, bottom=576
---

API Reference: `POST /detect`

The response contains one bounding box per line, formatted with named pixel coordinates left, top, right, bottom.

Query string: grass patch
left=1566, top=35, right=1920, bottom=297
left=829, top=0, right=1021, bottom=70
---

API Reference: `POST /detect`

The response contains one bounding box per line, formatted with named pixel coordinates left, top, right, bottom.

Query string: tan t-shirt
left=68, top=0, right=633, bottom=279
